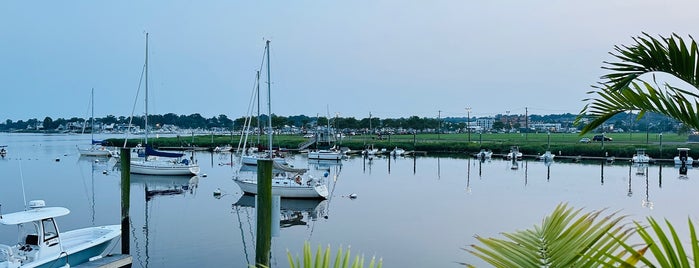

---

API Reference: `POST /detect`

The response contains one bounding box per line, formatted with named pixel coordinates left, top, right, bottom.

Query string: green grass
left=105, top=132, right=696, bottom=159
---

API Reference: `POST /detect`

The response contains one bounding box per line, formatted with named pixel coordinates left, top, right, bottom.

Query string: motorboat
left=0, top=200, right=120, bottom=268
left=308, top=149, right=342, bottom=161
left=0, top=146, right=6, bottom=157
left=539, top=151, right=555, bottom=162
left=473, top=149, right=492, bottom=159
left=631, top=148, right=652, bottom=163
left=390, top=147, right=406, bottom=156
left=506, top=146, right=523, bottom=160
left=213, top=144, right=233, bottom=152
left=674, top=148, right=694, bottom=166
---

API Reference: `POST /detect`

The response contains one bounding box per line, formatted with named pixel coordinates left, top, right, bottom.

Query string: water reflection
left=129, top=174, right=199, bottom=268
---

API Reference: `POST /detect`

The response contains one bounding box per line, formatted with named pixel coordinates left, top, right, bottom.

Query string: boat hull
left=130, top=160, right=199, bottom=176
left=307, top=151, right=342, bottom=160
left=234, top=179, right=328, bottom=199
left=241, top=155, right=287, bottom=166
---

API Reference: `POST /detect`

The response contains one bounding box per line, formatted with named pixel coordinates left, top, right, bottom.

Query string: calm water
left=0, top=133, right=698, bottom=267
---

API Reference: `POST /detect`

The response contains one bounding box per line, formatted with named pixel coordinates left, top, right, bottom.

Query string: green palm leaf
left=577, top=33, right=699, bottom=134
left=464, top=203, right=633, bottom=267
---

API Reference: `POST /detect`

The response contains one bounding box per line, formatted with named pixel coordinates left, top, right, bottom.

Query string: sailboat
left=234, top=40, right=328, bottom=199
left=238, top=71, right=287, bottom=166
left=130, top=33, right=200, bottom=176
left=77, top=88, right=112, bottom=157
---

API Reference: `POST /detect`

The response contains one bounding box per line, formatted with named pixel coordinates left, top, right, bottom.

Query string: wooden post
left=120, top=148, right=130, bottom=255
left=255, top=159, right=273, bottom=267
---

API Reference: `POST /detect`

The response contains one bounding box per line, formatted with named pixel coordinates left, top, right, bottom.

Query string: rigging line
left=81, top=91, right=92, bottom=135
left=124, top=63, right=147, bottom=148
left=18, top=156, right=27, bottom=210
left=234, top=205, right=252, bottom=265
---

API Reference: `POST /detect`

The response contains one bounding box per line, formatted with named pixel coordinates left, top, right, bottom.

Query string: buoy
left=324, top=172, right=329, bottom=177
left=201, top=174, right=207, bottom=178
left=55, top=158, right=60, bottom=162
left=102, top=170, right=108, bottom=174
left=94, top=159, right=99, bottom=163
left=213, top=188, right=222, bottom=196
left=349, top=193, right=358, bottom=199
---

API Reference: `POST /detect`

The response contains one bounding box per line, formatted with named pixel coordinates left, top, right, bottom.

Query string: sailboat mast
left=256, top=70, right=261, bottom=146
left=145, top=32, right=149, bottom=145
left=91, top=88, right=95, bottom=141
left=265, top=40, right=272, bottom=159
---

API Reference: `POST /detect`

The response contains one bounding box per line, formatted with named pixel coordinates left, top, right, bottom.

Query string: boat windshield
left=42, top=218, right=59, bottom=244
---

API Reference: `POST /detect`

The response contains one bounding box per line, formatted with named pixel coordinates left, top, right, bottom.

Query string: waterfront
left=0, top=133, right=697, bottom=267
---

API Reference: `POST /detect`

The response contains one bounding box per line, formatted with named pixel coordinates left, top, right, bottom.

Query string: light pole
left=505, top=110, right=511, bottom=132
left=465, top=107, right=472, bottom=142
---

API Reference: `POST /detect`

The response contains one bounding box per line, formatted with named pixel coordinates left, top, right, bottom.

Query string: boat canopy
left=145, top=145, right=184, bottom=158
left=0, top=207, right=70, bottom=225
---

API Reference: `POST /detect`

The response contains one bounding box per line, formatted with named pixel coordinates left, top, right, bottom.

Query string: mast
left=256, top=70, right=261, bottom=146
left=90, top=88, right=95, bottom=141
left=145, top=32, right=149, bottom=145
left=265, top=40, right=272, bottom=159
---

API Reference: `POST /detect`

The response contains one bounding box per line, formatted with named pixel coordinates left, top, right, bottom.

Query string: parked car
left=592, top=135, right=612, bottom=141
left=579, top=138, right=591, bottom=143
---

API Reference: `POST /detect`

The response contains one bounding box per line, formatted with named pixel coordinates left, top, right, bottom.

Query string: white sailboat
left=234, top=40, right=328, bottom=199
left=130, top=33, right=200, bottom=176
left=0, top=200, right=120, bottom=268
left=77, top=88, right=112, bottom=157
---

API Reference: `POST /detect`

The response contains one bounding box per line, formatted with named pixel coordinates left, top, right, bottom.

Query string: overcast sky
left=1, top=1, right=697, bottom=122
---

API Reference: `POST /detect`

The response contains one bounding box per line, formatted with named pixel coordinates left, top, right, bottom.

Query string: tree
left=43, top=117, right=54, bottom=130
left=577, top=33, right=699, bottom=134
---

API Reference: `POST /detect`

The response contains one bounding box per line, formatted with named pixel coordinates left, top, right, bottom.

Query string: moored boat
left=0, top=200, right=120, bottom=268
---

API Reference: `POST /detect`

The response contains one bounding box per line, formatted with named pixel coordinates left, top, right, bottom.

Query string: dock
left=74, top=254, right=132, bottom=268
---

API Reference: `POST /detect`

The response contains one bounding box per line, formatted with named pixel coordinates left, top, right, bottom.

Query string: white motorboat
left=539, top=150, right=555, bottom=162
left=506, top=146, right=523, bottom=160
left=674, top=148, right=694, bottom=166
left=631, top=148, right=652, bottom=163
left=474, top=149, right=492, bottom=159
left=213, top=144, right=233, bottom=152
left=129, top=33, right=199, bottom=176
left=390, top=147, right=406, bottom=156
left=308, top=149, right=342, bottom=160
left=0, top=146, right=7, bottom=157
left=241, top=151, right=288, bottom=166
left=0, top=200, right=120, bottom=268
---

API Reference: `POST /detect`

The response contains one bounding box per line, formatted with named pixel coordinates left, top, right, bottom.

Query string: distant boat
left=77, top=88, right=112, bottom=157
left=0, top=200, right=120, bottom=268
left=473, top=149, right=492, bottom=159
left=539, top=150, right=555, bottom=162
left=390, top=147, right=406, bottom=156
left=674, top=147, right=694, bottom=166
left=0, top=145, right=6, bottom=157
left=213, top=144, right=233, bottom=152
left=631, top=148, right=652, bottom=164
left=129, top=33, right=199, bottom=176
left=506, top=146, right=523, bottom=160
left=308, top=148, right=343, bottom=161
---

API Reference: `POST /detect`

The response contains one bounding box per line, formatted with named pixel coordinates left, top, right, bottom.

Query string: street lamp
left=505, top=110, right=511, bottom=132
left=465, top=107, right=472, bottom=142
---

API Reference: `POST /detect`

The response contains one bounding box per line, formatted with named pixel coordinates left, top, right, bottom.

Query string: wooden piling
left=255, top=159, right=273, bottom=267
left=119, top=148, right=130, bottom=255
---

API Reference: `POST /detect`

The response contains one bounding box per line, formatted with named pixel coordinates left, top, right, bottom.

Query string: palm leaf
left=465, top=203, right=633, bottom=267
left=577, top=33, right=699, bottom=135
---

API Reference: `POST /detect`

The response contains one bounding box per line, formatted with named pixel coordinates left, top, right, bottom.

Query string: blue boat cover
left=145, top=145, right=184, bottom=158
left=92, top=139, right=107, bottom=145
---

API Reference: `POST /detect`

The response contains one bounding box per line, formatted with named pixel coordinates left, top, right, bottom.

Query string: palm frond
left=577, top=33, right=699, bottom=135
left=465, top=203, right=633, bottom=267
left=611, top=217, right=699, bottom=268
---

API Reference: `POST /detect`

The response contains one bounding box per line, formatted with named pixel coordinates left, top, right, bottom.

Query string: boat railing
left=0, top=243, right=17, bottom=263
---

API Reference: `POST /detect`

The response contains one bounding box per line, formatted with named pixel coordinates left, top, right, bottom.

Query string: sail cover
left=145, top=145, right=185, bottom=158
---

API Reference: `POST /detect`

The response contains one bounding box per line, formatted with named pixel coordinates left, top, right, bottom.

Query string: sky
left=2, top=0, right=698, bottom=122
